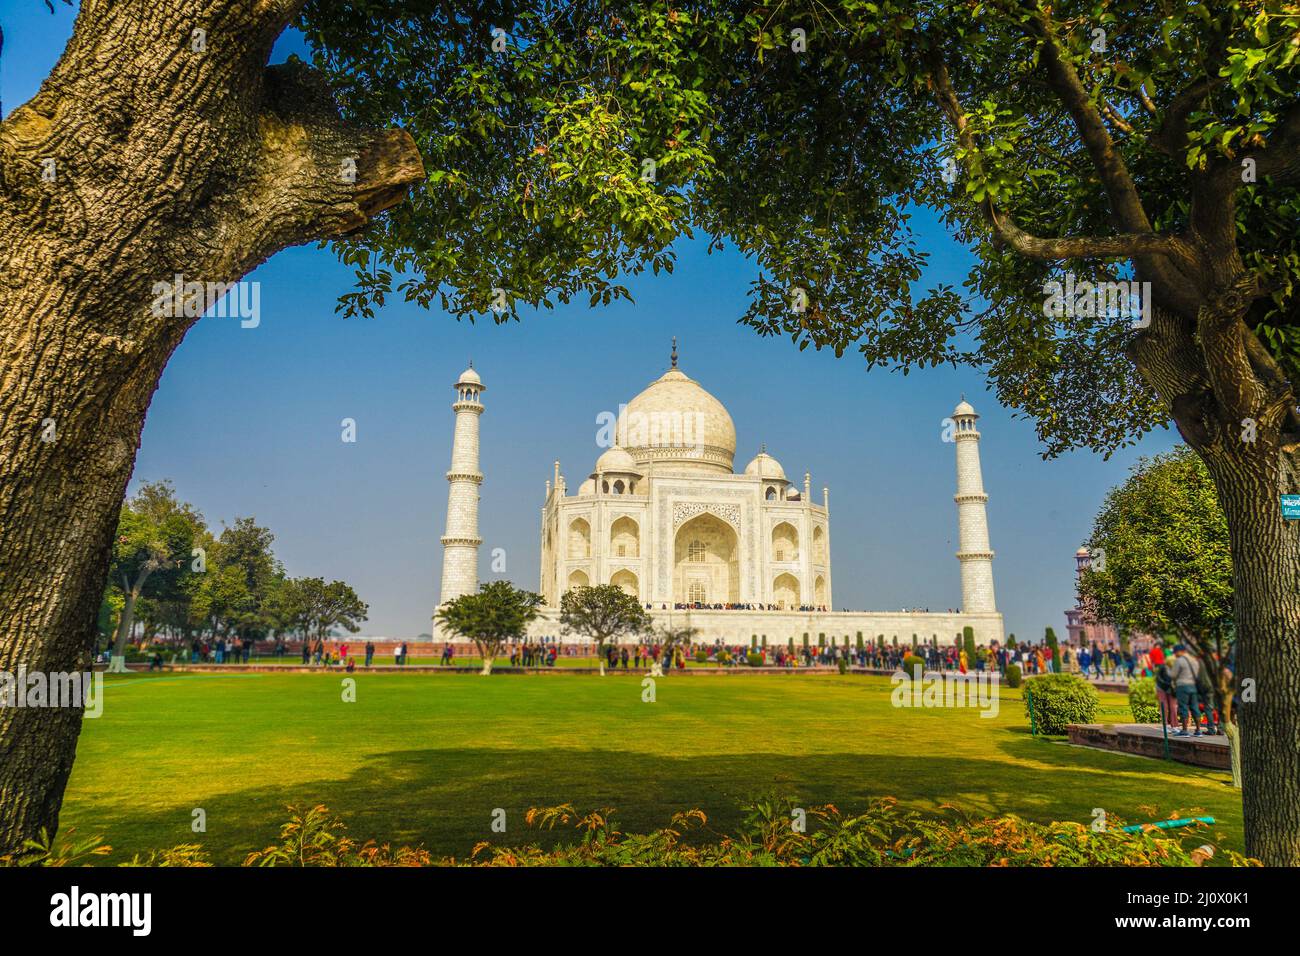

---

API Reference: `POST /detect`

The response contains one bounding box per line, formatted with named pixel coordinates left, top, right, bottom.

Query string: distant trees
left=559, top=585, right=651, bottom=676
left=1079, top=447, right=1236, bottom=721
left=107, top=482, right=204, bottom=666
left=436, top=582, right=543, bottom=675
left=101, top=484, right=366, bottom=652
left=280, top=577, right=369, bottom=644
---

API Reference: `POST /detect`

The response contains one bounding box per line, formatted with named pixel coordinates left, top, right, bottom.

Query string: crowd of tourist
left=655, top=602, right=833, bottom=612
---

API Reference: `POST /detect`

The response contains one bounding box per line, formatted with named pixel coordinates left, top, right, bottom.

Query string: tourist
left=1150, top=644, right=1176, bottom=729
left=442, top=642, right=454, bottom=666
left=365, top=640, right=375, bottom=667
left=1195, top=651, right=1220, bottom=735
left=1170, top=645, right=1202, bottom=737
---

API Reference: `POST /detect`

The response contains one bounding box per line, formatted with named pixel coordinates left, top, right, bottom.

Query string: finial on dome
left=670, top=336, right=678, bottom=369
left=760, top=441, right=766, bottom=454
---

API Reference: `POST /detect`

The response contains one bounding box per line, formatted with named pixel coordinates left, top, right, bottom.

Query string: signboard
left=1283, top=495, right=1300, bottom=521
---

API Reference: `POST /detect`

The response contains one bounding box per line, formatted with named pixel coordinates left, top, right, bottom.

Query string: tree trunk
left=111, top=587, right=142, bottom=660
left=1204, top=447, right=1300, bottom=865
left=1130, top=261, right=1300, bottom=864
left=0, top=0, right=422, bottom=856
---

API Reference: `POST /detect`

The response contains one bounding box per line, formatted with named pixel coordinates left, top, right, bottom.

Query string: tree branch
left=1027, top=13, right=1152, bottom=234
left=927, top=56, right=1194, bottom=266
left=1151, top=77, right=1221, bottom=159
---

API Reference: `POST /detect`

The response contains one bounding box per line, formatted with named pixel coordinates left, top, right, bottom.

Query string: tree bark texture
left=0, top=0, right=423, bottom=855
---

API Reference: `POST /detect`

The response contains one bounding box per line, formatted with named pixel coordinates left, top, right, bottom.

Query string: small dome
left=744, top=451, right=786, bottom=480
left=1075, top=546, right=1091, bottom=557
left=593, top=445, right=639, bottom=475
left=953, top=398, right=976, bottom=417
left=457, top=365, right=481, bottom=386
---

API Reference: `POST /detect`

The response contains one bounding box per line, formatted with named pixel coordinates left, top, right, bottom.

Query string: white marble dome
left=953, top=398, right=976, bottom=417
left=617, top=366, right=736, bottom=474
left=457, top=365, right=482, bottom=386
left=593, top=445, right=640, bottom=475
left=743, top=450, right=786, bottom=480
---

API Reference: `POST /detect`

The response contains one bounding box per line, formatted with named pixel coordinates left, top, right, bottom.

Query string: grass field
left=58, top=671, right=1244, bottom=864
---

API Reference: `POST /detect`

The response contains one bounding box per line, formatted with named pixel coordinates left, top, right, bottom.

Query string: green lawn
left=59, top=671, right=1243, bottom=864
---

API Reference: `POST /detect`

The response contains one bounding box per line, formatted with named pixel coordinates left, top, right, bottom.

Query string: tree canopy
left=306, top=0, right=1300, bottom=457
left=559, top=584, right=652, bottom=659
left=436, top=580, right=544, bottom=673
left=1081, top=446, right=1234, bottom=640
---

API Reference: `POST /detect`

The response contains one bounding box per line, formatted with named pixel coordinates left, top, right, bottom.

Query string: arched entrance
left=673, top=512, right=739, bottom=605
left=773, top=572, right=799, bottom=609
left=771, top=521, right=798, bottom=563
left=610, top=516, right=639, bottom=558
left=610, top=569, right=639, bottom=598
left=568, top=518, right=591, bottom=558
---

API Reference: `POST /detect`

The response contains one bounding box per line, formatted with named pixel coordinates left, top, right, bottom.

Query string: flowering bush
left=5, top=797, right=1255, bottom=868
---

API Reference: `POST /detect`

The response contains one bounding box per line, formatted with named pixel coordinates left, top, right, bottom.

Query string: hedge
left=1128, top=677, right=1160, bottom=723
left=1025, top=673, right=1099, bottom=734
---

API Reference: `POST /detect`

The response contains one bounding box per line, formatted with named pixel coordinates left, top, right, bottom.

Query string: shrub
left=836, top=656, right=848, bottom=674
left=694, top=649, right=708, bottom=663
left=1025, top=673, right=1099, bottom=734
left=1004, top=664, right=1022, bottom=688
left=1129, top=677, right=1160, bottom=723
left=25, top=798, right=1254, bottom=868
left=747, top=652, right=763, bottom=667
left=902, top=654, right=925, bottom=675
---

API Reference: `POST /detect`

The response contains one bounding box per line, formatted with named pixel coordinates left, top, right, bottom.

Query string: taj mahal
left=433, top=343, right=1004, bottom=647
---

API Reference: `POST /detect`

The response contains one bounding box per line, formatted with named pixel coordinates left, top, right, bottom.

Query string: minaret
left=952, top=397, right=996, bottom=613
left=438, top=364, right=485, bottom=606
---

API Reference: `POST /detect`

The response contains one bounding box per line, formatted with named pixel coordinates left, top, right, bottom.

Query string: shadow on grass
left=68, top=744, right=1246, bottom=865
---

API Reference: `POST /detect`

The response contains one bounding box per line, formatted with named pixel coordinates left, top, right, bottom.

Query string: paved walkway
left=1066, top=723, right=1231, bottom=770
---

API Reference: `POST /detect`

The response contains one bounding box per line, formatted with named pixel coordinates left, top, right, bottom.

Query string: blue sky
left=2, top=2, right=1178, bottom=640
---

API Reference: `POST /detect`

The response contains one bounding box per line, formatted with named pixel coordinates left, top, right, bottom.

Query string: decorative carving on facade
left=671, top=501, right=741, bottom=531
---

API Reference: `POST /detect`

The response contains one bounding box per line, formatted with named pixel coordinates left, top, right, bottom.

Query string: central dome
left=617, top=367, right=736, bottom=474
